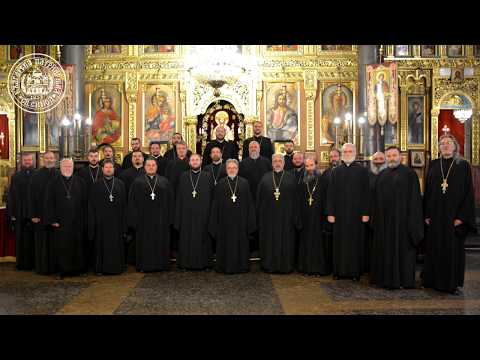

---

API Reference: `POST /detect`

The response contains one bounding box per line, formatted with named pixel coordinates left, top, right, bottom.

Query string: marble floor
left=1, top=252, right=480, bottom=315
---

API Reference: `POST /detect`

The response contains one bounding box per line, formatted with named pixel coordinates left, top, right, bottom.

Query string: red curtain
left=438, top=110, right=465, bottom=156
left=0, top=114, right=9, bottom=160
left=0, top=208, right=15, bottom=259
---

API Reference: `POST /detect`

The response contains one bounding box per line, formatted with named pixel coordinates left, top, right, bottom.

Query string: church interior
left=0, top=45, right=480, bottom=315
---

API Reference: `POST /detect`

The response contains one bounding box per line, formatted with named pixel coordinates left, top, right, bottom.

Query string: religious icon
left=266, top=45, right=298, bottom=52
left=410, top=150, right=425, bottom=168
left=144, top=45, right=176, bottom=53
left=22, top=112, right=39, bottom=147
left=394, top=45, right=409, bottom=57
left=408, top=96, right=425, bottom=145
left=211, top=110, right=234, bottom=141
left=109, top=45, right=122, bottom=53
left=421, top=45, right=436, bottom=57
left=384, top=122, right=397, bottom=145
left=91, top=87, right=122, bottom=145
left=321, top=45, right=352, bottom=51
left=451, top=68, right=464, bottom=83
left=34, top=45, right=48, bottom=54
left=321, top=84, right=353, bottom=144
left=321, top=45, right=337, bottom=50
left=265, top=83, right=299, bottom=143
left=144, top=85, right=176, bottom=145
left=475, top=45, right=480, bottom=57
left=366, top=62, right=398, bottom=127
left=0, top=114, right=9, bottom=160
left=9, top=45, right=24, bottom=60
left=447, top=45, right=463, bottom=57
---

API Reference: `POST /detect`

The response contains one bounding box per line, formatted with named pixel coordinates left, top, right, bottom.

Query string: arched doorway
left=196, top=100, right=245, bottom=155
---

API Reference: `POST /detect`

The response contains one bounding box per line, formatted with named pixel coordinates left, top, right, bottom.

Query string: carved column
left=472, top=112, right=480, bottom=165
left=431, top=108, right=440, bottom=160
left=125, top=71, right=138, bottom=151
left=61, top=45, right=85, bottom=114
left=184, top=116, right=198, bottom=152
left=304, top=69, right=317, bottom=151
left=244, top=116, right=257, bottom=139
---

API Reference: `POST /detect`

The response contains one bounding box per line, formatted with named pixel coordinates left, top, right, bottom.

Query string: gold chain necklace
left=272, top=170, right=284, bottom=201
left=440, top=156, right=455, bottom=194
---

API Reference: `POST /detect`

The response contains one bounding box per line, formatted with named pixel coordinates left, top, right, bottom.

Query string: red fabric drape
left=0, top=114, right=9, bottom=160
left=0, top=208, right=15, bottom=259
left=438, top=109, right=465, bottom=156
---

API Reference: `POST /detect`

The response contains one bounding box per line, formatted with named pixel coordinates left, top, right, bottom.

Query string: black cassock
left=298, top=173, right=331, bottom=275
left=204, top=162, right=227, bottom=186
left=242, top=136, right=274, bottom=160
left=165, top=158, right=190, bottom=196
left=164, top=147, right=192, bottom=163
left=327, top=162, right=370, bottom=278
left=203, top=140, right=238, bottom=166
left=77, top=165, right=101, bottom=195
left=119, top=166, right=145, bottom=195
left=209, top=176, right=256, bottom=273
left=239, top=156, right=272, bottom=204
left=151, top=155, right=167, bottom=176
left=88, top=177, right=127, bottom=274
left=174, top=170, right=214, bottom=269
left=284, top=153, right=294, bottom=171
left=320, top=166, right=335, bottom=258
left=128, top=175, right=174, bottom=272
left=99, top=159, right=123, bottom=177
left=370, top=165, right=423, bottom=288
left=257, top=171, right=301, bottom=273
left=364, top=169, right=381, bottom=273
left=423, top=157, right=476, bottom=292
left=28, top=167, right=59, bottom=274
left=44, top=175, right=87, bottom=275
left=121, top=151, right=148, bottom=170
left=7, top=168, right=35, bottom=270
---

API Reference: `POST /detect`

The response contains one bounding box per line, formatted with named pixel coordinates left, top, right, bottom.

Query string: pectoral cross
left=308, top=196, right=314, bottom=206
left=192, top=190, right=197, bottom=198
left=109, top=194, right=114, bottom=202
left=231, top=194, right=237, bottom=202
left=274, top=188, right=280, bottom=201
left=441, top=180, right=448, bottom=194
left=150, top=192, right=156, bottom=200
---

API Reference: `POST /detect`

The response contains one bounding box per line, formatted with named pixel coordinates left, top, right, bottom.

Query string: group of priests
left=6, top=120, right=476, bottom=295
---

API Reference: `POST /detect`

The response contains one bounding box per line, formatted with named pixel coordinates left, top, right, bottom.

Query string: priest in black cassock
left=283, top=140, right=295, bottom=170
left=370, top=146, right=423, bottom=289
left=298, top=157, right=331, bottom=275
left=242, top=121, right=274, bottom=160
left=365, top=151, right=386, bottom=273
left=164, top=133, right=192, bottom=163
left=423, top=135, right=476, bottom=295
left=100, top=144, right=123, bottom=176
left=77, top=148, right=101, bottom=195
left=257, top=154, right=301, bottom=273
left=290, top=152, right=305, bottom=185
left=204, top=146, right=227, bottom=186
left=149, top=141, right=166, bottom=176
left=327, top=143, right=370, bottom=281
left=121, top=137, right=147, bottom=170
left=7, top=153, right=35, bottom=270
left=44, top=158, right=87, bottom=279
left=88, top=160, right=127, bottom=275
left=174, top=154, right=214, bottom=270
left=28, top=151, right=58, bottom=275
left=203, top=126, right=238, bottom=166
left=209, top=159, right=256, bottom=274
left=165, top=141, right=190, bottom=196
left=128, top=158, right=174, bottom=272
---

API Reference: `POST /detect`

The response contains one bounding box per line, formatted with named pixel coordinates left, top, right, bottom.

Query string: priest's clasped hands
left=327, top=215, right=370, bottom=223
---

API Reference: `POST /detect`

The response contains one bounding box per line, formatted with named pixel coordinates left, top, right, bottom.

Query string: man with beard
left=77, top=148, right=101, bottom=195
left=327, top=143, right=369, bottom=281
left=149, top=141, right=166, bottom=176
left=204, top=146, right=227, bottom=187
left=88, top=160, right=127, bottom=275
left=203, top=126, right=238, bottom=166
left=7, top=153, right=35, bottom=270
left=209, top=159, right=256, bottom=274
left=164, top=133, right=192, bottom=163
left=121, top=137, right=148, bottom=170
left=165, top=141, right=190, bottom=196
left=370, top=146, right=423, bottom=289
left=365, top=151, right=387, bottom=273
left=128, top=157, right=174, bottom=272
left=257, top=154, right=300, bottom=273
left=239, top=141, right=272, bottom=257
left=242, top=121, right=274, bottom=160
left=423, top=134, right=476, bottom=295
left=174, top=154, right=214, bottom=270
left=283, top=140, right=295, bottom=170
left=298, top=157, right=331, bottom=275
left=45, top=158, right=87, bottom=279
left=28, top=151, right=59, bottom=275
left=290, top=151, right=305, bottom=184
left=100, top=144, right=122, bottom=176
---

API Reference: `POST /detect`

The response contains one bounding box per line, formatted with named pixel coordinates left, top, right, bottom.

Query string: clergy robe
left=242, top=136, right=274, bottom=160
left=122, top=151, right=148, bottom=170
left=164, top=147, right=192, bottom=163
left=174, top=170, right=214, bottom=269
left=326, top=162, right=370, bottom=278
left=209, top=176, right=256, bottom=273
left=364, top=168, right=381, bottom=273
left=298, top=173, right=331, bottom=275
left=88, top=177, right=127, bottom=274
left=165, top=157, right=190, bottom=197
left=370, top=164, right=424, bottom=289
left=99, top=159, right=122, bottom=177
left=423, top=157, right=476, bottom=292
left=119, top=166, right=145, bottom=196
left=44, top=175, right=87, bottom=275
left=256, top=170, right=301, bottom=273
left=203, top=140, right=239, bottom=166
left=290, top=166, right=305, bottom=185
left=7, top=168, right=35, bottom=270
left=151, top=154, right=167, bottom=176
left=77, top=165, right=101, bottom=195
left=128, top=174, right=174, bottom=272
left=284, top=153, right=294, bottom=171
left=239, top=156, right=272, bottom=204
left=204, top=162, right=227, bottom=186
left=28, top=167, right=59, bottom=274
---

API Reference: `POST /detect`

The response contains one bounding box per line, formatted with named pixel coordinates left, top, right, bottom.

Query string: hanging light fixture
left=453, top=108, right=472, bottom=123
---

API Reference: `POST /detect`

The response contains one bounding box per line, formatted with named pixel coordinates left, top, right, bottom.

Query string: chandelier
left=185, top=45, right=248, bottom=96
left=453, top=108, right=472, bottom=123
